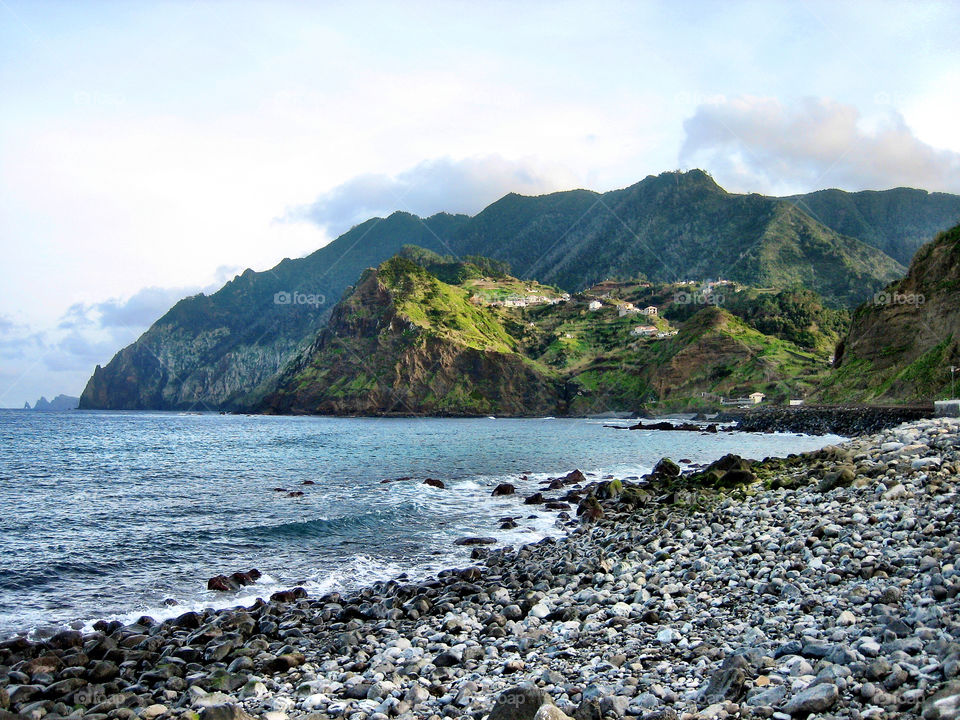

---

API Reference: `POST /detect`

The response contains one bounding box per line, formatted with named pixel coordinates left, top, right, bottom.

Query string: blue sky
left=1, top=0, right=959, bottom=406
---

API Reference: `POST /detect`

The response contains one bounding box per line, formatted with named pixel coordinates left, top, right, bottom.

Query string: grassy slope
left=817, top=224, right=960, bottom=403
left=265, top=251, right=853, bottom=415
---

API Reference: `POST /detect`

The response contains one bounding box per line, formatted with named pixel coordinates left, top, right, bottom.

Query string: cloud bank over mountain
left=680, top=97, right=960, bottom=195
left=291, top=155, right=572, bottom=235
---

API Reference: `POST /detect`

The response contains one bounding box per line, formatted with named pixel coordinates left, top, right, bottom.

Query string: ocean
left=0, top=410, right=842, bottom=639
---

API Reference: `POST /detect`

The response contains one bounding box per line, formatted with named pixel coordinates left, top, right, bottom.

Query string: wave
left=242, top=502, right=424, bottom=540
left=0, top=557, right=131, bottom=591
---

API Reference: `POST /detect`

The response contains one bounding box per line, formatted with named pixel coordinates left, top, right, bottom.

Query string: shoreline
left=1, top=418, right=957, bottom=720
left=18, top=405, right=935, bottom=438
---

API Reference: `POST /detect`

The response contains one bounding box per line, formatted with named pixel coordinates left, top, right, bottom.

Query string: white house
left=588, top=300, right=603, bottom=311
left=618, top=303, right=639, bottom=317
left=631, top=325, right=658, bottom=337
left=749, top=392, right=766, bottom=404
left=789, top=399, right=804, bottom=406
left=641, top=306, right=658, bottom=315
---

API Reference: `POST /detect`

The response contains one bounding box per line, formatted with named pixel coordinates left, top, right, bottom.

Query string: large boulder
left=454, top=537, right=497, bottom=546
left=207, top=569, right=261, bottom=592
left=561, top=469, right=587, bottom=484
left=492, top=483, right=516, bottom=496
left=699, top=656, right=749, bottom=704
left=783, top=682, right=838, bottom=715
left=200, top=704, right=258, bottom=720
left=818, top=465, right=856, bottom=492
left=717, top=469, right=757, bottom=487
left=577, top=496, right=604, bottom=522
left=924, top=680, right=960, bottom=719
left=488, top=686, right=554, bottom=720
left=652, top=458, right=680, bottom=477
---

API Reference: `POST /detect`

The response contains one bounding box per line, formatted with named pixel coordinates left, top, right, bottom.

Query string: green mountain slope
left=785, top=187, right=960, bottom=265
left=257, top=257, right=563, bottom=416
left=818, top=223, right=960, bottom=403
left=256, top=256, right=837, bottom=416
left=449, top=170, right=905, bottom=307
left=80, top=170, right=957, bottom=411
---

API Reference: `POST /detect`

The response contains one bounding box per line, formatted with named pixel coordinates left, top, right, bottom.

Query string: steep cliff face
left=79, top=212, right=468, bottom=410
left=257, top=259, right=563, bottom=416
left=820, top=224, right=960, bottom=402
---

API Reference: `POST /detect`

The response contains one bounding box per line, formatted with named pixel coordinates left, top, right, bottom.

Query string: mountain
left=448, top=170, right=905, bottom=306
left=255, top=254, right=838, bottom=416
left=81, top=170, right=958, bottom=411
left=256, top=257, right=563, bottom=415
left=818, top=223, right=960, bottom=403
left=27, top=394, right=80, bottom=411
left=80, top=212, right=469, bottom=410
left=785, top=187, right=960, bottom=265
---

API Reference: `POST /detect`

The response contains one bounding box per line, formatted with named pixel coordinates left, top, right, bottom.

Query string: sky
left=1, top=0, right=959, bottom=407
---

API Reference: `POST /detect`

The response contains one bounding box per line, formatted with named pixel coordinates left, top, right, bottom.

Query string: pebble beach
left=3, top=417, right=959, bottom=720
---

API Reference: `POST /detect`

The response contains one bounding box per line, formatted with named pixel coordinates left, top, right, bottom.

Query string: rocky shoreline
left=716, top=406, right=934, bottom=437
left=2, top=418, right=959, bottom=720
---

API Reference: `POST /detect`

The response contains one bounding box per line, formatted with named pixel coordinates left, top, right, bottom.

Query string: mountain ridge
left=79, top=170, right=960, bottom=411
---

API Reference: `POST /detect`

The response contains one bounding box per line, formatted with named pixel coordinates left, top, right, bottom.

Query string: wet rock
left=576, top=496, right=603, bottom=522
left=48, top=630, right=83, bottom=650
left=423, top=478, right=445, bottom=489
left=492, top=483, right=516, bottom=496
left=652, top=458, right=680, bottom=477
left=454, top=537, right=497, bottom=546
left=263, top=653, right=305, bottom=674
left=207, top=569, right=260, bottom=592
left=269, top=587, right=307, bottom=602
left=561, top=470, right=586, bottom=484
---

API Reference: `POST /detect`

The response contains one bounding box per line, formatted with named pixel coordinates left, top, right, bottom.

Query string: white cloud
left=290, top=155, right=574, bottom=235
left=679, top=96, right=960, bottom=195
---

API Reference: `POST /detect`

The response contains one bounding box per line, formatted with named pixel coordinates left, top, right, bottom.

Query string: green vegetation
left=816, top=224, right=960, bottom=403
left=260, top=252, right=842, bottom=416
left=81, top=170, right=959, bottom=411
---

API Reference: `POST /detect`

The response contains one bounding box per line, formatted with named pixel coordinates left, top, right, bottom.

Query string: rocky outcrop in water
left=718, top=405, right=933, bottom=435
left=25, top=395, right=79, bottom=411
